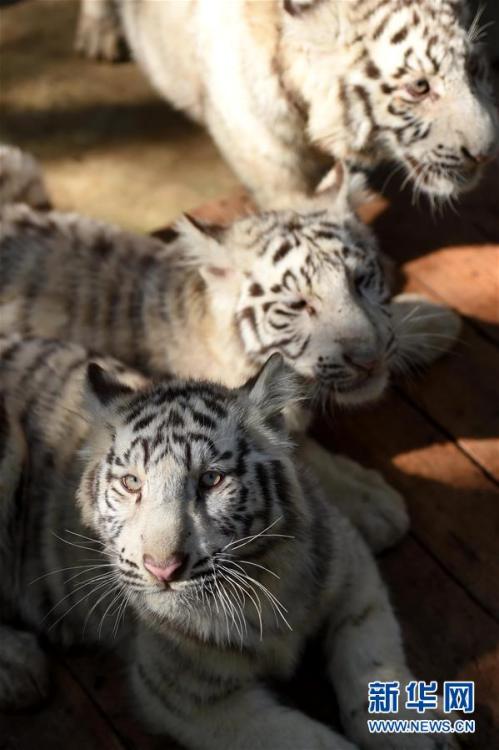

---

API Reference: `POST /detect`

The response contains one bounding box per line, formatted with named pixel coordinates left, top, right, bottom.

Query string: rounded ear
left=243, top=353, right=302, bottom=420
left=174, top=214, right=239, bottom=283
left=85, top=363, right=135, bottom=413
left=182, top=214, right=228, bottom=242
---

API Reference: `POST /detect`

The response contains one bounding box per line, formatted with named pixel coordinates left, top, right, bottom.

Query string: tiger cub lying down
left=0, top=335, right=458, bottom=750
left=0, top=145, right=461, bottom=552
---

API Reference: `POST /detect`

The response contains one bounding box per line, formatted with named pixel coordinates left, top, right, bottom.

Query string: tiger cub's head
left=283, top=0, right=498, bottom=199
left=79, top=356, right=303, bottom=637
left=177, top=177, right=392, bottom=407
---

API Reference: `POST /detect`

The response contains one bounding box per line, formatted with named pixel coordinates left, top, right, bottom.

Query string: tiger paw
left=391, top=293, right=461, bottom=370
left=317, top=452, right=410, bottom=553
left=75, top=8, right=128, bottom=62
left=0, top=626, right=51, bottom=711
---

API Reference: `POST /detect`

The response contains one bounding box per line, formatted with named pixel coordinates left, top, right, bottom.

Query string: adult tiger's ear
left=85, top=362, right=141, bottom=418
left=175, top=213, right=241, bottom=284
left=243, top=353, right=303, bottom=421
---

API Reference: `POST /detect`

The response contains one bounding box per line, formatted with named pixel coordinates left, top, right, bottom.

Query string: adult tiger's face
left=285, top=0, right=498, bottom=199
left=79, top=358, right=300, bottom=635
left=191, top=209, right=393, bottom=407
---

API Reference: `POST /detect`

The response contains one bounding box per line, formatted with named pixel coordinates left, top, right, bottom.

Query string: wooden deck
left=2, top=133, right=499, bottom=750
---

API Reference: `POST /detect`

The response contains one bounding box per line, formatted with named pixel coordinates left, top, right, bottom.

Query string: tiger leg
left=324, top=517, right=459, bottom=750
left=390, top=293, right=461, bottom=371
left=75, top=0, right=128, bottom=62
left=0, top=395, right=50, bottom=710
left=0, top=625, right=51, bottom=711
left=297, top=437, right=409, bottom=553
left=131, top=635, right=358, bottom=750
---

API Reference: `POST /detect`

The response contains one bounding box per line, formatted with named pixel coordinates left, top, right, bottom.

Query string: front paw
left=75, top=14, right=128, bottom=62
left=240, top=710, right=358, bottom=750
left=0, top=627, right=51, bottom=711
left=391, top=293, right=461, bottom=371
left=332, top=455, right=410, bottom=554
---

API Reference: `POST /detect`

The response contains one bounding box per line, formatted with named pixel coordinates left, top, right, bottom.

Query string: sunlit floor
left=0, top=0, right=239, bottom=231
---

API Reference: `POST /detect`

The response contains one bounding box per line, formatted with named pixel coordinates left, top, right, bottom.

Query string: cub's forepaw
left=391, top=293, right=461, bottom=372
left=332, top=455, right=410, bottom=553
left=75, top=14, right=128, bottom=62
left=356, top=470, right=409, bottom=554
left=0, top=627, right=51, bottom=711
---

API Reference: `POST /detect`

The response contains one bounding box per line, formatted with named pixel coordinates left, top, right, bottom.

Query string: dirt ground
left=0, top=0, right=239, bottom=232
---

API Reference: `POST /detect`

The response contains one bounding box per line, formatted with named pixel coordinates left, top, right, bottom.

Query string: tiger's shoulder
left=0, top=335, right=150, bottom=467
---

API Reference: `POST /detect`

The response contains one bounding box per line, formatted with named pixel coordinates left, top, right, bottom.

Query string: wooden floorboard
left=0, top=658, right=126, bottom=750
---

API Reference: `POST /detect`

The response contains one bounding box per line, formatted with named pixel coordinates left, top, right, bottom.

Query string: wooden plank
left=393, top=295, right=499, bottom=480
left=403, top=247, right=499, bottom=346
left=314, top=392, right=499, bottom=622
left=381, top=538, right=499, bottom=750
left=0, top=656, right=125, bottom=750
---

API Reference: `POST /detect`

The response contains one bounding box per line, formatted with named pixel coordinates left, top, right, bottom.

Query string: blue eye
left=199, top=471, right=225, bottom=489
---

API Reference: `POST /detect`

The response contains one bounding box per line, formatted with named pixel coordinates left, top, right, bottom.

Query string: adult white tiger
left=76, top=0, right=499, bottom=208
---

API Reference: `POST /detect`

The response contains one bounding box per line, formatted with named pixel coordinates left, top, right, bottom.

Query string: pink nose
left=143, top=553, right=187, bottom=582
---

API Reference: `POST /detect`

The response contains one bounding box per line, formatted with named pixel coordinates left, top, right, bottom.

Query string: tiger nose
left=344, top=352, right=379, bottom=373
left=143, top=552, right=188, bottom=582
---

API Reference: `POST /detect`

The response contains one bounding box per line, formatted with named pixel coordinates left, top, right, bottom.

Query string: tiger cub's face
left=182, top=204, right=393, bottom=407
left=285, top=0, right=498, bottom=199
left=79, top=357, right=299, bottom=631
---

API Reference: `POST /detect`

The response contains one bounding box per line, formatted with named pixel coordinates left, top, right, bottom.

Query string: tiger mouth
left=406, top=156, right=480, bottom=183
left=329, top=368, right=389, bottom=405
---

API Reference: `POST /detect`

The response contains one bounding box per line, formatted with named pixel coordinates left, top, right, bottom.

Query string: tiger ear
left=181, top=214, right=227, bottom=242
left=243, top=353, right=302, bottom=420
left=175, top=214, right=239, bottom=282
left=85, top=363, right=136, bottom=416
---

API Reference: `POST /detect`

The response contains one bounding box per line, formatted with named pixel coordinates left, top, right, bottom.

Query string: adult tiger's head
left=282, top=0, right=499, bottom=199
left=177, top=172, right=393, bottom=407
left=79, top=356, right=303, bottom=636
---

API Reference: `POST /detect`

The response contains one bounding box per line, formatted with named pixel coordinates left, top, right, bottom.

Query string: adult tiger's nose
left=143, top=552, right=188, bottom=582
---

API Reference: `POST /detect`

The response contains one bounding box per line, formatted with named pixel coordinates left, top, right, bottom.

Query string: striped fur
left=0, top=148, right=461, bottom=553
left=0, top=336, right=457, bottom=750
left=76, top=0, right=498, bottom=207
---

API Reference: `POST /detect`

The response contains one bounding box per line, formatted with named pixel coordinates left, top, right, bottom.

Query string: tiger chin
left=0, top=336, right=459, bottom=750
left=0, top=145, right=461, bottom=553
left=75, top=0, right=498, bottom=208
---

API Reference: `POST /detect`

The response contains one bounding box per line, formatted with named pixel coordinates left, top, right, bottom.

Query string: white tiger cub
left=0, top=145, right=461, bottom=553
left=0, top=336, right=458, bottom=750
left=76, top=0, right=498, bottom=208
